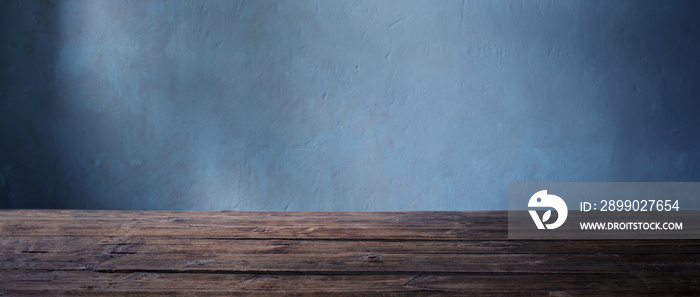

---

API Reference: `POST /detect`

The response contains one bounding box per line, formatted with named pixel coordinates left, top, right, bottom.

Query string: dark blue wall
left=1, top=0, right=699, bottom=210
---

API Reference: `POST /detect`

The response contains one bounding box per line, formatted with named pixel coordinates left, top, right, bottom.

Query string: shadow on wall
left=598, top=1, right=700, bottom=181
left=1, top=0, right=699, bottom=210
left=0, top=0, right=62, bottom=208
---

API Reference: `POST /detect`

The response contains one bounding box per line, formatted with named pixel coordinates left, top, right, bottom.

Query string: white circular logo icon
left=528, top=190, right=568, bottom=229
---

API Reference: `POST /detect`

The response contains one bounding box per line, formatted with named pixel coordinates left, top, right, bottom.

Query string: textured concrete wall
left=1, top=0, right=699, bottom=210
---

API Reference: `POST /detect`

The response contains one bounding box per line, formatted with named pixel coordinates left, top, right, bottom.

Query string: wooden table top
left=1, top=210, right=698, bottom=296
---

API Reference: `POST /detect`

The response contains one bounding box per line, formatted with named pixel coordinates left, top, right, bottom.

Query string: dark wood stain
left=0, top=210, right=698, bottom=296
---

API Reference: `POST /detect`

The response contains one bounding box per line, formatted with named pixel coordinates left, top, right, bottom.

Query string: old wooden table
left=1, top=210, right=698, bottom=296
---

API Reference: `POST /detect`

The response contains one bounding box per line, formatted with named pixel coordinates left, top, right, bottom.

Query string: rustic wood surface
left=0, top=210, right=698, bottom=296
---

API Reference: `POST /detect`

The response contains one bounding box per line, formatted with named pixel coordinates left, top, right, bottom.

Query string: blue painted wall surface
left=1, top=0, right=699, bottom=210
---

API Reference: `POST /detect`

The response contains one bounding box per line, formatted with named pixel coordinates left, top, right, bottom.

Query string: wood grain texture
left=1, top=210, right=698, bottom=296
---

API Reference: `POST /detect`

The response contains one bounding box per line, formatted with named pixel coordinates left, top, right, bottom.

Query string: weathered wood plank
left=0, top=211, right=506, bottom=229
left=0, top=271, right=700, bottom=295
left=0, top=226, right=503, bottom=240
left=0, top=210, right=506, bottom=240
left=0, top=271, right=697, bottom=295
left=3, top=250, right=697, bottom=273
left=3, top=236, right=700, bottom=254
